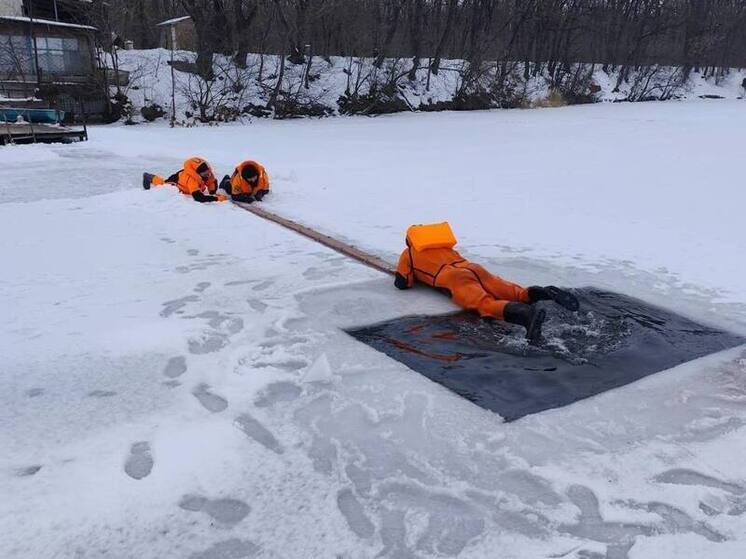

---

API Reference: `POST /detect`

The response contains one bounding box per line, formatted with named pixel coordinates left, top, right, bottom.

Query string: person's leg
left=442, top=267, right=544, bottom=341
left=143, top=173, right=167, bottom=190
left=440, top=268, right=507, bottom=319
left=527, top=286, right=579, bottom=311
left=466, top=263, right=531, bottom=303
left=503, top=303, right=546, bottom=343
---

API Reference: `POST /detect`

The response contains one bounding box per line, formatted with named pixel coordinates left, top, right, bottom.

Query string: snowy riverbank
left=113, top=49, right=746, bottom=123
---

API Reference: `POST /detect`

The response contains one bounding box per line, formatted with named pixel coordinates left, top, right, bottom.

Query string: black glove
left=254, top=190, right=267, bottom=201
left=231, top=193, right=255, bottom=204
left=192, top=191, right=219, bottom=203
left=394, top=273, right=410, bottom=290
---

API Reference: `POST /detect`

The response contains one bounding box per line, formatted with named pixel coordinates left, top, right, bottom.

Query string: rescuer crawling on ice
left=395, top=222, right=579, bottom=342
left=219, top=160, right=270, bottom=204
left=142, top=157, right=227, bottom=203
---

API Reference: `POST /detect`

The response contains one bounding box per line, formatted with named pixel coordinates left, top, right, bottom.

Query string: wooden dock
left=0, top=122, right=87, bottom=145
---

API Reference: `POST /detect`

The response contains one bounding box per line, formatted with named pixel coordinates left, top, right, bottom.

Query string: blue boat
left=0, top=108, right=65, bottom=124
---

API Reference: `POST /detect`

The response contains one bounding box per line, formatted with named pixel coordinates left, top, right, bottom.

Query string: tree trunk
left=431, top=0, right=457, bottom=76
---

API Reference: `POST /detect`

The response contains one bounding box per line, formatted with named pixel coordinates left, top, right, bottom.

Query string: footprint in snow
left=234, top=413, right=283, bottom=454
left=188, top=333, right=229, bottom=354
left=252, top=280, right=274, bottom=292
left=124, top=441, right=153, bottom=480
left=16, top=465, right=42, bottom=477
left=654, top=468, right=744, bottom=495
left=163, top=356, right=187, bottom=378
left=337, top=488, right=375, bottom=539
left=179, top=494, right=251, bottom=525
left=247, top=298, right=268, bottom=313
left=87, top=390, right=117, bottom=398
left=193, top=281, right=211, bottom=293
left=195, top=311, right=244, bottom=335
left=192, top=383, right=228, bottom=412
left=224, top=279, right=258, bottom=287
left=254, top=382, right=302, bottom=408
left=160, top=295, right=199, bottom=318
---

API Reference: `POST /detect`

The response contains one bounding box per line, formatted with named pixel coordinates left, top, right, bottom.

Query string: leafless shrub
left=177, top=56, right=255, bottom=122
left=626, top=65, right=688, bottom=101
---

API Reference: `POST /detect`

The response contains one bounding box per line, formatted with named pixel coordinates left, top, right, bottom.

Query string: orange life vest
left=229, top=160, right=270, bottom=196
left=170, top=157, right=217, bottom=195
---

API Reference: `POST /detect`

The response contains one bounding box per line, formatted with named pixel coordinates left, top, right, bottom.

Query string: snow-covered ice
left=1, top=100, right=745, bottom=558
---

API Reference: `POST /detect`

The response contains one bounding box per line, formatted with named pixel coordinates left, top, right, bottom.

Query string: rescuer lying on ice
left=142, top=157, right=227, bottom=203
left=219, top=160, right=270, bottom=203
left=394, top=222, right=579, bottom=342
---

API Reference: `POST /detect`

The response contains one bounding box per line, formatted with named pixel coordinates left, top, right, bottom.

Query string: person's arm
left=192, top=191, right=225, bottom=203
left=219, top=175, right=232, bottom=193
left=394, top=249, right=414, bottom=289
left=206, top=175, right=218, bottom=194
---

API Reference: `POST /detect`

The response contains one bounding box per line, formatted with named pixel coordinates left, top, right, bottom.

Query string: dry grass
left=532, top=89, right=567, bottom=108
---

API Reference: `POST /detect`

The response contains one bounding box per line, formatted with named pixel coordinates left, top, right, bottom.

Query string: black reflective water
left=347, top=289, right=744, bottom=421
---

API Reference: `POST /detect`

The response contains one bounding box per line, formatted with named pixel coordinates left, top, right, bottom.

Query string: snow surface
left=1, top=101, right=746, bottom=558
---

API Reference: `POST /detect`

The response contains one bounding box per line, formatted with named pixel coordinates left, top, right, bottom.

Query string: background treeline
left=80, top=0, right=746, bottom=122
left=92, top=0, right=746, bottom=79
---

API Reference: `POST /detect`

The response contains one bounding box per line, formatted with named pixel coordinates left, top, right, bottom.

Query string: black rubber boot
left=504, top=302, right=546, bottom=344
left=142, top=172, right=153, bottom=190
left=528, top=285, right=579, bottom=312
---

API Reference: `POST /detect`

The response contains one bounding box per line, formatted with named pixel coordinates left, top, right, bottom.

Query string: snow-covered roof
left=0, top=96, right=41, bottom=102
left=0, top=16, right=97, bottom=31
left=156, top=15, right=191, bottom=27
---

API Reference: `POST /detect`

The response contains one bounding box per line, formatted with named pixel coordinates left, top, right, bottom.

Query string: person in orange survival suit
left=142, top=157, right=227, bottom=203
left=218, top=160, right=270, bottom=203
left=394, top=222, right=579, bottom=342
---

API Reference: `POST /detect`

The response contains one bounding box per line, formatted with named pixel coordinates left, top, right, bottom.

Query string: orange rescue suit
left=395, top=224, right=530, bottom=320
left=152, top=157, right=218, bottom=196
left=228, top=160, right=269, bottom=197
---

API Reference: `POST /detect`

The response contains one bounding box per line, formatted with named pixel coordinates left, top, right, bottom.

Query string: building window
left=0, top=34, right=35, bottom=77
left=35, top=36, right=89, bottom=75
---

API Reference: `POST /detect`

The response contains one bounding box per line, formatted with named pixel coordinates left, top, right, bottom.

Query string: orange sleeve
left=259, top=168, right=269, bottom=191
left=395, top=249, right=414, bottom=288
left=229, top=171, right=243, bottom=195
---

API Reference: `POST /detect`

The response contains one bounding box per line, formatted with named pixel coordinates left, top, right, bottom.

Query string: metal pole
left=79, top=100, right=88, bottom=142
left=26, top=108, right=37, bottom=143
left=3, top=114, right=13, bottom=145
left=170, top=26, right=176, bottom=126
left=26, top=0, right=42, bottom=90
left=170, top=25, right=176, bottom=128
